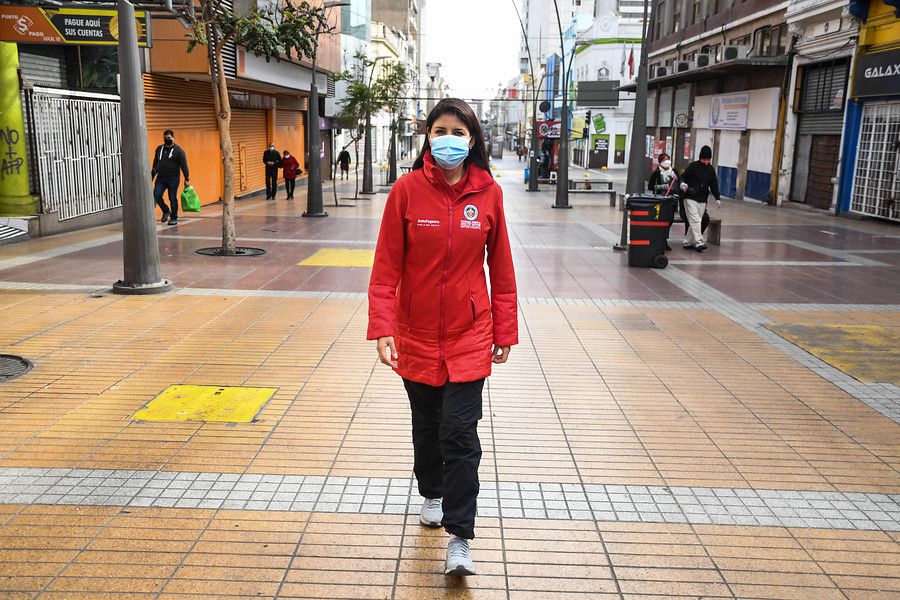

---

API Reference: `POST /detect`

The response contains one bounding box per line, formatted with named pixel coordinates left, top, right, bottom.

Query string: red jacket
left=282, top=155, right=301, bottom=179
left=367, top=152, right=518, bottom=386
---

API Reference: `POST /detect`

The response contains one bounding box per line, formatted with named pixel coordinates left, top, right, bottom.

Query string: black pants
left=153, top=177, right=179, bottom=220
left=285, top=178, right=295, bottom=198
left=265, top=166, right=279, bottom=198
left=404, top=378, right=484, bottom=540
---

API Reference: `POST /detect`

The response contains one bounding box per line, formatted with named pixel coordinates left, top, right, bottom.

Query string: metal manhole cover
left=195, top=247, right=267, bottom=257
left=0, top=355, right=34, bottom=382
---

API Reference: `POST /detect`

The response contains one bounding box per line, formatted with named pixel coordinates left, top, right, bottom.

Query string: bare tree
left=185, top=0, right=329, bottom=254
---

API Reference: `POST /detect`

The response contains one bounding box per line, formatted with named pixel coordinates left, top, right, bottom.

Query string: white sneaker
left=420, top=498, right=443, bottom=528
left=445, top=535, right=475, bottom=576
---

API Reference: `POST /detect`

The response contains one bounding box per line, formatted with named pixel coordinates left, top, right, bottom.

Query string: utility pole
left=625, top=0, right=653, bottom=197
left=112, top=0, right=172, bottom=295
left=552, top=0, right=571, bottom=209
left=304, top=1, right=347, bottom=217
left=615, top=0, right=654, bottom=251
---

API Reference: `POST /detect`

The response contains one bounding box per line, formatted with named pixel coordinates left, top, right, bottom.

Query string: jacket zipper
left=439, top=199, right=453, bottom=362
left=437, top=185, right=491, bottom=363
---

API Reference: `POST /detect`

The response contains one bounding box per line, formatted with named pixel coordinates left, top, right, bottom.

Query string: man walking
left=151, top=129, right=190, bottom=226
left=337, top=148, right=351, bottom=180
left=679, top=145, right=721, bottom=252
left=263, top=143, right=282, bottom=199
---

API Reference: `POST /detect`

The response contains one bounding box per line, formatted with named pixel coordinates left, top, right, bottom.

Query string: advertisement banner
left=537, top=120, right=561, bottom=139
left=683, top=132, right=692, bottom=160
left=0, top=6, right=150, bottom=46
left=708, top=92, right=749, bottom=130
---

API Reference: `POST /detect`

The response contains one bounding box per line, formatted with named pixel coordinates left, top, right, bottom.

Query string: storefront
left=692, top=88, right=781, bottom=202
left=838, top=0, right=900, bottom=221
left=845, top=49, right=900, bottom=221
left=791, top=59, right=850, bottom=209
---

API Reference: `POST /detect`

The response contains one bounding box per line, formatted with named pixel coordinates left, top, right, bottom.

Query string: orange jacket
left=367, top=152, right=518, bottom=385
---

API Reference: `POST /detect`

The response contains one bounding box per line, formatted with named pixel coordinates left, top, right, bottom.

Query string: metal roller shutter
left=797, top=111, right=844, bottom=135
left=18, top=46, right=67, bottom=88
left=231, top=109, right=267, bottom=195
left=145, top=102, right=217, bottom=132
left=797, top=59, right=848, bottom=135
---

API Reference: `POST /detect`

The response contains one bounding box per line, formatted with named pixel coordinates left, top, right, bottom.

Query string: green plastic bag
left=180, top=185, right=200, bottom=213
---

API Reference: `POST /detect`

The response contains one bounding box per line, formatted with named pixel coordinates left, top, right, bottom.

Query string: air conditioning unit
left=676, top=60, right=693, bottom=73
left=696, top=53, right=715, bottom=68
left=722, top=45, right=751, bottom=61
left=653, top=66, right=668, bottom=78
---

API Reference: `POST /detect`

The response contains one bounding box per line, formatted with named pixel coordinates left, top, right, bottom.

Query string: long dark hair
left=412, top=98, right=490, bottom=172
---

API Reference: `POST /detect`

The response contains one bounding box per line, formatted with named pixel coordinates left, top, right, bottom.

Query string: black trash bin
left=626, top=194, right=674, bottom=269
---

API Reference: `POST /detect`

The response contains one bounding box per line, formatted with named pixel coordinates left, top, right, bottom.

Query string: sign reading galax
left=853, top=49, right=900, bottom=98
left=0, top=6, right=150, bottom=47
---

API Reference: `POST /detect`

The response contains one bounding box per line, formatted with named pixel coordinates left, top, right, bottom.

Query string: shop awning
left=616, top=56, right=789, bottom=93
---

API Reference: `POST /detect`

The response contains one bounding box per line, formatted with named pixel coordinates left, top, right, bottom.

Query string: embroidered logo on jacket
left=416, top=218, right=440, bottom=228
left=464, top=205, right=478, bottom=220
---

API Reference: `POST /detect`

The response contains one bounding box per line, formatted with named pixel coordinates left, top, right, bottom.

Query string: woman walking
left=647, top=152, right=679, bottom=250
left=281, top=149, right=300, bottom=200
left=367, top=98, right=518, bottom=577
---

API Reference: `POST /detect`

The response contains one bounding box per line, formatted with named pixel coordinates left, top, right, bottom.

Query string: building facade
left=779, top=0, right=856, bottom=211
left=569, top=1, right=645, bottom=170
left=0, top=0, right=342, bottom=236
left=839, top=0, right=900, bottom=221
left=642, top=0, right=790, bottom=202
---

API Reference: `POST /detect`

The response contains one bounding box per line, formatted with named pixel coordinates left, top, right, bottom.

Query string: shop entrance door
left=851, top=102, right=900, bottom=222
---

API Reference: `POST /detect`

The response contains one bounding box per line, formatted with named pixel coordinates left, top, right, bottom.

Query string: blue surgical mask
left=430, top=135, right=470, bottom=169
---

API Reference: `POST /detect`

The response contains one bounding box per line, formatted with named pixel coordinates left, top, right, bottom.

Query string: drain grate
left=0, top=355, right=33, bottom=382
left=196, top=246, right=267, bottom=257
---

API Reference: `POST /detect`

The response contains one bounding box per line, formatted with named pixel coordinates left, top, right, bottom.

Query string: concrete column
left=112, top=0, right=171, bottom=295
left=0, top=42, right=37, bottom=216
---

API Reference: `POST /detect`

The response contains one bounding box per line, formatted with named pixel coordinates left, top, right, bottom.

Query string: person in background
left=679, top=145, right=721, bottom=252
left=281, top=149, right=301, bottom=200
left=647, top=152, right=679, bottom=250
left=337, top=148, right=351, bottom=180
left=263, top=143, right=281, bottom=200
left=516, top=144, right=524, bottom=162
left=151, top=129, right=190, bottom=226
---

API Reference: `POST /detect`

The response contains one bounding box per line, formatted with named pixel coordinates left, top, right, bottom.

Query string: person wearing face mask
left=679, top=145, right=721, bottom=252
left=647, top=153, right=679, bottom=250
left=368, top=98, right=517, bottom=578
left=262, top=143, right=282, bottom=200
left=151, top=130, right=190, bottom=226
left=280, top=149, right=300, bottom=200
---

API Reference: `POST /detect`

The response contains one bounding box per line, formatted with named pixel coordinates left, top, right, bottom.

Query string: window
left=761, top=24, right=788, bottom=56
left=730, top=34, right=751, bottom=46
left=673, top=5, right=681, bottom=32
left=654, top=2, right=665, bottom=39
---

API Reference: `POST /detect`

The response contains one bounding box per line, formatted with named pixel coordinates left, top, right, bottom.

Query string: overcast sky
left=421, top=0, right=522, bottom=103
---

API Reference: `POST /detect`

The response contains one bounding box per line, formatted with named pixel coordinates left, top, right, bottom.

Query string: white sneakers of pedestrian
left=445, top=535, right=476, bottom=576
left=419, top=498, right=443, bottom=528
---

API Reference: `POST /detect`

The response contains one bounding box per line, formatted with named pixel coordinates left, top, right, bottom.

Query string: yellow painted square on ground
left=766, top=323, right=900, bottom=384
left=131, top=385, right=277, bottom=423
left=298, top=248, right=375, bottom=267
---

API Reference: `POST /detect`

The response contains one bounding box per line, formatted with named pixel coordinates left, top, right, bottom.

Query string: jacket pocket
left=469, top=296, right=477, bottom=328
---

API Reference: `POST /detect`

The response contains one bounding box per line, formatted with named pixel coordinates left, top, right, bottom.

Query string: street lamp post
left=551, top=0, right=571, bottom=209
left=112, top=0, right=172, bottom=295
left=303, top=0, right=349, bottom=219
left=615, top=0, right=654, bottom=250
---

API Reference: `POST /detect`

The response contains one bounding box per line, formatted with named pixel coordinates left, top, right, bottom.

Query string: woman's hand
left=492, top=345, right=511, bottom=364
left=377, top=336, right=398, bottom=368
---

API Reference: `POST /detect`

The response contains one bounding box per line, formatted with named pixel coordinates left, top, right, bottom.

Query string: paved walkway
left=0, top=158, right=898, bottom=599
